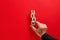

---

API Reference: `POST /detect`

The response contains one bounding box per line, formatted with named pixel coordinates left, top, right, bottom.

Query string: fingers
left=36, top=21, right=47, bottom=29
left=30, top=25, right=37, bottom=31
left=36, top=21, right=41, bottom=26
left=43, top=24, right=47, bottom=28
left=30, top=21, right=47, bottom=32
left=36, top=21, right=43, bottom=28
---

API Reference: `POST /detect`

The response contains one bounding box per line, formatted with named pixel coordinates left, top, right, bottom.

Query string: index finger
left=36, top=21, right=42, bottom=26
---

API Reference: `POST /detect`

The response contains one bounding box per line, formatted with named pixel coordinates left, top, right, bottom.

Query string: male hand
left=30, top=21, right=47, bottom=37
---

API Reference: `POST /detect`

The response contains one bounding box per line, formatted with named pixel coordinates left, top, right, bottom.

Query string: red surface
left=0, top=0, right=60, bottom=40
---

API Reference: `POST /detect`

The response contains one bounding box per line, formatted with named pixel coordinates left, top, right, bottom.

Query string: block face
left=0, top=0, right=60, bottom=40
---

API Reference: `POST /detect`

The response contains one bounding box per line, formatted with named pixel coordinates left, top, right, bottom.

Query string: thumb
left=30, top=25, right=37, bottom=31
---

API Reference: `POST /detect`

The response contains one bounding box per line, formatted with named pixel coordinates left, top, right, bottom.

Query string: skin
left=30, top=21, right=47, bottom=37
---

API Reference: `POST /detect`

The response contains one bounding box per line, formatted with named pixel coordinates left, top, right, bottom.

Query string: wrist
left=40, top=32, right=46, bottom=37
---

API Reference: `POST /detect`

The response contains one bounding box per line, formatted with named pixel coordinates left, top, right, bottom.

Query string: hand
left=30, top=21, right=47, bottom=37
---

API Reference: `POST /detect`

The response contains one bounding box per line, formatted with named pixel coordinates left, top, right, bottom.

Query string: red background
left=0, top=0, right=60, bottom=40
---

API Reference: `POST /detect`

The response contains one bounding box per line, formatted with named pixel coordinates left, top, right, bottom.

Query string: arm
left=41, top=33, right=57, bottom=40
